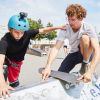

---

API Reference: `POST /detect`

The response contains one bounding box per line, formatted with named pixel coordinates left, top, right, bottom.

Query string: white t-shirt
left=57, top=22, right=98, bottom=53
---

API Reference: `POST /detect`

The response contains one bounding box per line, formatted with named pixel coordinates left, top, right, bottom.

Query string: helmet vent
left=20, top=12, right=27, bottom=20
left=18, top=24, right=21, bottom=26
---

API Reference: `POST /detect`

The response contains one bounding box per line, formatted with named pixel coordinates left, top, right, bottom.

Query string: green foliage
left=28, top=18, right=57, bottom=41
left=46, top=22, right=57, bottom=40
left=45, top=31, right=57, bottom=41
left=47, top=22, right=53, bottom=27
left=28, top=18, right=43, bottom=29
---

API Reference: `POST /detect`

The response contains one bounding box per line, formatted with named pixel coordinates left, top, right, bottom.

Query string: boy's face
left=68, top=15, right=82, bottom=30
left=10, top=29, right=24, bottom=41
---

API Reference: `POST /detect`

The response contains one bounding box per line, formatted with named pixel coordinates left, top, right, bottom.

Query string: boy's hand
left=58, top=25, right=67, bottom=31
left=42, top=67, right=51, bottom=80
left=0, top=82, right=15, bottom=98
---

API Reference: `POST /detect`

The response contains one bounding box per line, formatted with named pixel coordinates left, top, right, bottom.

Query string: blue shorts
left=58, top=51, right=83, bottom=73
left=58, top=50, right=93, bottom=73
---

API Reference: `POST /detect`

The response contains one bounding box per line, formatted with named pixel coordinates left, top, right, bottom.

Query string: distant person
left=63, top=39, right=70, bottom=55
left=28, top=40, right=33, bottom=49
left=0, top=12, right=65, bottom=98
left=42, top=4, right=100, bottom=83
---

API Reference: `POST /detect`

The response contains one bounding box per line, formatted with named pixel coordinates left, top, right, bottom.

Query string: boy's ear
left=8, top=28, right=10, bottom=32
left=8, top=28, right=13, bottom=32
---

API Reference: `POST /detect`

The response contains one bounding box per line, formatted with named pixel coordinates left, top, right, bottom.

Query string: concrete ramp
left=2, top=78, right=100, bottom=100
left=27, top=48, right=47, bottom=57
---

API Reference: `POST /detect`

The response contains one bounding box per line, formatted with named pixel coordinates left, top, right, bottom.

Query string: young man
left=42, top=4, right=100, bottom=83
left=0, top=12, right=64, bottom=98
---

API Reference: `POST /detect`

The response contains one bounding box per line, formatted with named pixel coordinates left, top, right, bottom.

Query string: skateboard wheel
left=65, top=84, right=70, bottom=89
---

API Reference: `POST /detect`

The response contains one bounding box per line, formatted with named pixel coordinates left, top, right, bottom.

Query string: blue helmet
left=8, top=12, right=29, bottom=31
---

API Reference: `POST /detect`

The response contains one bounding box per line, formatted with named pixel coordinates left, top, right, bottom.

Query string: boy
left=0, top=12, right=64, bottom=98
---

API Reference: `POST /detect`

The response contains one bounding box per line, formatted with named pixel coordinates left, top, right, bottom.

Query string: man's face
left=11, top=29, right=24, bottom=41
left=68, top=16, right=82, bottom=30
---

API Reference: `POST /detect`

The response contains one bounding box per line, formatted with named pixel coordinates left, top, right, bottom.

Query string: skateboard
left=39, top=68, right=79, bottom=89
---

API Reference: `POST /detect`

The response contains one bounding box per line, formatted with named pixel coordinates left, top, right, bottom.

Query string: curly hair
left=66, top=4, right=87, bottom=19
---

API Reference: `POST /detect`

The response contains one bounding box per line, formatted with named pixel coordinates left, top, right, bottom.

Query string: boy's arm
left=39, top=25, right=66, bottom=33
left=0, top=54, right=9, bottom=97
left=0, top=54, right=15, bottom=98
left=0, top=54, right=5, bottom=83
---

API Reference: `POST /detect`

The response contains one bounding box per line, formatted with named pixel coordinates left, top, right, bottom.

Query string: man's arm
left=42, top=40, right=64, bottom=80
left=46, top=40, right=64, bottom=67
left=89, top=38, right=100, bottom=73
left=39, top=25, right=66, bottom=33
left=79, top=38, right=100, bottom=83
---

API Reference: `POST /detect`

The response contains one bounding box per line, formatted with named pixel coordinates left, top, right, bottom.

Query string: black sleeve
left=0, top=40, right=8, bottom=55
left=25, top=29, right=39, bottom=38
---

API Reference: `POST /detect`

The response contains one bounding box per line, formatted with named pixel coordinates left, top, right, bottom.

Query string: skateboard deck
left=39, top=68, right=79, bottom=85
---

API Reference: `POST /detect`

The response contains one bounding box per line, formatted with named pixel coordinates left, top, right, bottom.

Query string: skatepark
left=1, top=47, right=100, bottom=100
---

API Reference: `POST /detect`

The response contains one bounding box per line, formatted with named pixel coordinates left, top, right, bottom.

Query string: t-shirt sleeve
left=56, top=30, right=67, bottom=41
left=0, top=40, right=8, bottom=55
left=82, top=23, right=98, bottom=38
left=25, top=29, right=39, bottom=38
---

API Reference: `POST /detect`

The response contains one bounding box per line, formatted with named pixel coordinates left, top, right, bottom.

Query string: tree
left=46, top=31, right=57, bottom=41
left=28, top=18, right=39, bottom=29
left=47, top=22, right=53, bottom=27
left=28, top=18, right=44, bottom=41
left=28, top=19, right=57, bottom=42
left=45, top=22, right=57, bottom=41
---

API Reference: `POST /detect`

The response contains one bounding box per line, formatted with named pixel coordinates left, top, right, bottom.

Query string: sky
left=0, top=0, right=100, bottom=33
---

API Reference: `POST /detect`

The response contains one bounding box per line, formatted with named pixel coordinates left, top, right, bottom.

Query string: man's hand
left=42, top=67, right=51, bottom=80
left=78, top=70, right=92, bottom=83
left=0, top=82, right=15, bottom=98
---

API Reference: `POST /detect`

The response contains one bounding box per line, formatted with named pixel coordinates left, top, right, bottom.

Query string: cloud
left=87, top=0, right=100, bottom=8
left=0, top=0, right=100, bottom=32
left=0, top=0, right=64, bottom=26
